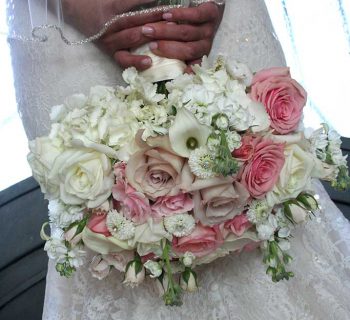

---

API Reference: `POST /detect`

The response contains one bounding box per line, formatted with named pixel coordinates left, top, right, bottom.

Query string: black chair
left=0, top=138, right=349, bottom=320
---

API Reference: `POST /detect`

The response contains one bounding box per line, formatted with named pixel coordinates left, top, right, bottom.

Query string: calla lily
left=169, top=108, right=211, bottom=158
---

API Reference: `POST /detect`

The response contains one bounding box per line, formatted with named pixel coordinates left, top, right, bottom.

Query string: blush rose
left=239, top=137, right=285, bottom=198
left=250, top=67, right=307, bottom=134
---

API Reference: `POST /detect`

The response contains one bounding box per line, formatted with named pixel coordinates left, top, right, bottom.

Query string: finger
left=149, top=40, right=212, bottom=61
left=100, top=26, right=150, bottom=55
left=114, top=50, right=153, bottom=71
left=106, top=10, right=164, bottom=34
left=185, top=59, right=202, bottom=74
left=141, top=22, right=215, bottom=42
left=162, top=3, right=220, bottom=24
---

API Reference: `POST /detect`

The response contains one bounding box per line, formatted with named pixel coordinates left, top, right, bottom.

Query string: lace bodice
left=8, top=1, right=350, bottom=319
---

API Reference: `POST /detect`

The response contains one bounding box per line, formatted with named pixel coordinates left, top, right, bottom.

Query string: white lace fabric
left=7, top=0, right=350, bottom=319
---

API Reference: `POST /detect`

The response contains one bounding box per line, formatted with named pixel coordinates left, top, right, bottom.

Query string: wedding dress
left=8, top=1, right=350, bottom=319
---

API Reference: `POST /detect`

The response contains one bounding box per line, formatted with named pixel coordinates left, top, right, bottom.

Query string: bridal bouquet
left=28, top=57, right=350, bottom=305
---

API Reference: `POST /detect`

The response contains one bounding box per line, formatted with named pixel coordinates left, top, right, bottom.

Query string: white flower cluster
left=106, top=210, right=135, bottom=240
left=308, top=125, right=347, bottom=166
left=48, top=200, right=85, bottom=229
left=44, top=228, right=85, bottom=269
left=167, top=57, right=254, bottom=132
left=248, top=200, right=292, bottom=242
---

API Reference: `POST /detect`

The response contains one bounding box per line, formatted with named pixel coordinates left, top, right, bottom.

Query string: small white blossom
left=247, top=199, right=271, bottom=224
left=257, top=224, right=275, bottom=241
left=106, top=210, right=135, bottom=240
left=67, top=246, right=86, bottom=268
left=48, top=200, right=85, bottom=229
left=226, top=130, right=242, bottom=152
left=164, top=213, right=195, bottom=237
left=207, top=135, right=220, bottom=152
left=214, top=114, right=229, bottom=130
left=144, top=260, right=163, bottom=278
left=44, top=237, right=67, bottom=262
left=188, top=147, right=216, bottom=179
left=182, top=252, right=196, bottom=267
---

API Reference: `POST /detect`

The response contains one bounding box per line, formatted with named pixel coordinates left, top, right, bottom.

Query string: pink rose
left=172, top=224, right=223, bottom=257
left=151, top=193, right=194, bottom=218
left=126, top=145, right=187, bottom=200
left=112, top=178, right=152, bottom=224
left=88, top=211, right=111, bottom=237
left=224, top=213, right=252, bottom=237
left=232, top=135, right=255, bottom=161
left=239, top=137, right=285, bottom=198
left=251, top=67, right=307, bottom=134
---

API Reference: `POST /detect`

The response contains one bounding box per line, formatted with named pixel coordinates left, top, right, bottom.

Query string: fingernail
left=163, top=13, right=173, bottom=20
left=142, top=26, right=154, bottom=35
left=166, top=22, right=176, bottom=25
left=149, top=42, right=158, bottom=50
left=141, top=57, right=152, bottom=66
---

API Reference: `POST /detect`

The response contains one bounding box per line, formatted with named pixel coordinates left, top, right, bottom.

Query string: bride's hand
left=62, top=0, right=164, bottom=69
left=140, top=3, right=224, bottom=66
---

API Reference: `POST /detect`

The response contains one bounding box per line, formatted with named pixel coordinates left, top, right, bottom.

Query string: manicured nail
left=149, top=42, right=158, bottom=50
left=142, top=26, right=154, bottom=35
left=141, top=57, right=152, bottom=66
left=163, top=13, right=173, bottom=20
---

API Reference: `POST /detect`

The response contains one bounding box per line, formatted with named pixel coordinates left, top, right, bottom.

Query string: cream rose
left=126, top=137, right=187, bottom=199
left=266, top=144, right=315, bottom=206
left=192, top=177, right=250, bottom=226
left=27, top=137, right=62, bottom=199
left=49, top=149, right=114, bottom=208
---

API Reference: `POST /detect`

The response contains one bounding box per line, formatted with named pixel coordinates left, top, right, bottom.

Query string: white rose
left=123, top=260, right=145, bottom=287
left=266, top=144, right=315, bottom=206
left=89, top=255, right=110, bottom=280
left=49, top=149, right=114, bottom=208
left=27, top=137, right=62, bottom=199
